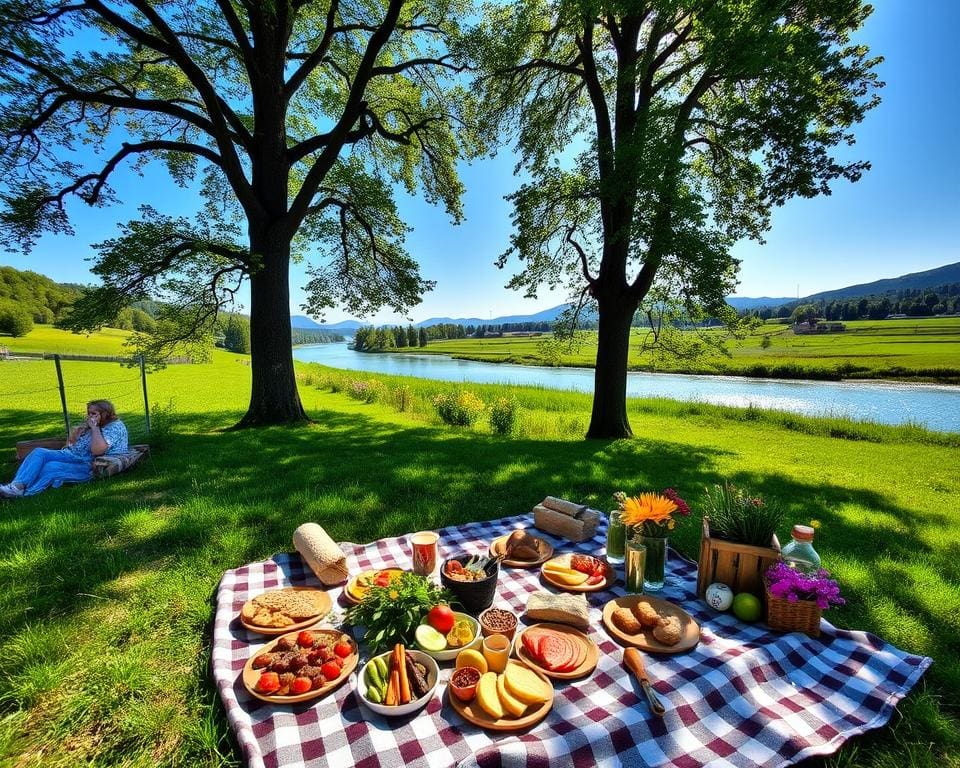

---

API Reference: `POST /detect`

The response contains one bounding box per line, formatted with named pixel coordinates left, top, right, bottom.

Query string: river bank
left=293, top=343, right=960, bottom=433
left=383, top=318, right=960, bottom=384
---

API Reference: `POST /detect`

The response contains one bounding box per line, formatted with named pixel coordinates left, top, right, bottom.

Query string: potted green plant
left=696, top=482, right=784, bottom=600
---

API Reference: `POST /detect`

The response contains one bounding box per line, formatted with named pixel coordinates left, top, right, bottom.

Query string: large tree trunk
left=237, top=229, right=308, bottom=426
left=586, top=297, right=636, bottom=439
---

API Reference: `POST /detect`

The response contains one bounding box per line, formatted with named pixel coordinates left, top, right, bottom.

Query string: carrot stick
left=385, top=668, right=399, bottom=706
left=396, top=643, right=411, bottom=704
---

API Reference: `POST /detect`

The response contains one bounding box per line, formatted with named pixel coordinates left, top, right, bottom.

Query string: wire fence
left=1, top=355, right=152, bottom=444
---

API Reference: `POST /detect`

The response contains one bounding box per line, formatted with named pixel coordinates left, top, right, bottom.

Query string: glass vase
left=605, top=510, right=626, bottom=565
left=640, top=535, right=667, bottom=592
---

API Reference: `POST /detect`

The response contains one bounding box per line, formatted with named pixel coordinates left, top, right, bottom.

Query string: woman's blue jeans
left=13, top=448, right=93, bottom=496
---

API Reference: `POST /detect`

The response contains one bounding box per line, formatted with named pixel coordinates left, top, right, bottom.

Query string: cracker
left=612, top=607, right=642, bottom=634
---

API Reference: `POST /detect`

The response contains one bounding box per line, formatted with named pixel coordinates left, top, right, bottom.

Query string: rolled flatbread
left=293, top=523, right=349, bottom=585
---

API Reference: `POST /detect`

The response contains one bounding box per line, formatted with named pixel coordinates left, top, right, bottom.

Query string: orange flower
left=621, top=493, right=679, bottom=529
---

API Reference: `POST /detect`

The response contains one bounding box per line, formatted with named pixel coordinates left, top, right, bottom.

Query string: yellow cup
left=482, top=633, right=510, bottom=673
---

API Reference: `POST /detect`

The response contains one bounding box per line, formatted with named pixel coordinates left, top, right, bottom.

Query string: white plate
left=414, top=612, right=482, bottom=661
left=358, top=649, right=439, bottom=717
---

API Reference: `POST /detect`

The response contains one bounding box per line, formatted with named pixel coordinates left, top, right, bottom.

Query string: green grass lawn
left=0, top=326, right=957, bottom=767
left=398, top=317, right=960, bottom=382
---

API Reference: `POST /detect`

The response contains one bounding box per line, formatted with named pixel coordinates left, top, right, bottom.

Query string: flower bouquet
left=614, top=489, right=690, bottom=591
left=764, top=561, right=845, bottom=637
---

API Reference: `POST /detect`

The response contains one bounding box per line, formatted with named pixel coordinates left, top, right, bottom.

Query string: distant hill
left=725, top=296, right=795, bottom=310
left=291, top=315, right=363, bottom=331
left=804, top=261, right=960, bottom=302
left=0, top=266, right=81, bottom=323
left=415, top=304, right=570, bottom=327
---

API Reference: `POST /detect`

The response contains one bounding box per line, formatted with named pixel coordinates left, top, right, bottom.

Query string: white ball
left=705, top=582, right=734, bottom=611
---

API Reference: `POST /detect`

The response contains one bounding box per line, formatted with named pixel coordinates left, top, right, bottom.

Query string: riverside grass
left=395, top=317, right=960, bottom=382
left=0, top=327, right=958, bottom=767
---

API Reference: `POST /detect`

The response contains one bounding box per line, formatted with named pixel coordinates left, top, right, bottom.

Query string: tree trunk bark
left=237, top=230, right=308, bottom=427
left=586, top=297, right=636, bottom=439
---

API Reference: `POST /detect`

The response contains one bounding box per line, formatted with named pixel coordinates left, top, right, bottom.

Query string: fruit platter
left=414, top=608, right=482, bottom=661
left=540, top=554, right=616, bottom=592
left=515, top=623, right=599, bottom=679
left=447, top=655, right=554, bottom=731
left=344, top=568, right=405, bottom=604
left=242, top=628, right=358, bottom=704
left=359, top=644, right=440, bottom=716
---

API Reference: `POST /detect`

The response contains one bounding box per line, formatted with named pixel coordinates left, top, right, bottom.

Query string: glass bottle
left=625, top=538, right=646, bottom=593
left=605, top=510, right=626, bottom=565
left=780, top=525, right=821, bottom=574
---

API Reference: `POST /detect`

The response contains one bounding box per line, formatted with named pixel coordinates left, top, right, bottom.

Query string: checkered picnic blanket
left=213, top=514, right=930, bottom=768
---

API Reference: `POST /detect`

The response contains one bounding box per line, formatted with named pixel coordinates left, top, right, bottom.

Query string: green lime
left=415, top=624, right=448, bottom=652
left=732, top=592, right=762, bottom=623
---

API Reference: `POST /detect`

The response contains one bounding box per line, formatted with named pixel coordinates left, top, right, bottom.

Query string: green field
left=0, top=326, right=958, bottom=767
left=397, top=318, right=960, bottom=382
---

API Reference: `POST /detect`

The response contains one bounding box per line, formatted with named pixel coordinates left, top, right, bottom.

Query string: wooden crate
left=696, top=517, right=781, bottom=599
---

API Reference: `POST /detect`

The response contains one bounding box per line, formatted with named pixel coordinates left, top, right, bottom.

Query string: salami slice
left=537, top=633, right=570, bottom=670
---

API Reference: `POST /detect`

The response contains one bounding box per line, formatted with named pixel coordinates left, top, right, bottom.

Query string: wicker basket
left=697, top=517, right=781, bottom=600
left=765, top=588, right=822, bottom=637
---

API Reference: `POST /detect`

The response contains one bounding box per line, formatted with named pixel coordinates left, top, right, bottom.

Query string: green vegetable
left=373, top=656, right=389, bottom=682
left=365, top=661, right=384, bottom=690
left=366, top=685, right=383, bottom=704
left=344, top=572, right=454, bottom=653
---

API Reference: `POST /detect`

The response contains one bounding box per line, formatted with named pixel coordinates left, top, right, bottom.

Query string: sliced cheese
left=503, top=663, right=550, bottom=705
left=496, top=673, right=528, bottom=718
left=477, top=672, right=504, bottom=719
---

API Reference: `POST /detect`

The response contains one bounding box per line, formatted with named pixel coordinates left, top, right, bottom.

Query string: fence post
left=140, top=356, right=151, bottom=434
left=53, top=354, right=70, bottom=437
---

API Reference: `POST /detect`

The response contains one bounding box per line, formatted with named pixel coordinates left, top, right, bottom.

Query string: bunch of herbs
left=344, top=572, right=453, bottom=653
left=703, top=482, right=784, bottom=547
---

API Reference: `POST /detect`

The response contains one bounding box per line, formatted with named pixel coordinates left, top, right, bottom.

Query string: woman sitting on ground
left=0, top=399, right=129, bottom=498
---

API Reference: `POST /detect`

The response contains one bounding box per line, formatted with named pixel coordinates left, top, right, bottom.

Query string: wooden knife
left=624, top=647, right=666, bottom=717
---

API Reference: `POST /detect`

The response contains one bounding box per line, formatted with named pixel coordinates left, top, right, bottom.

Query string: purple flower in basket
left=766, top=561, right=846, bottom=610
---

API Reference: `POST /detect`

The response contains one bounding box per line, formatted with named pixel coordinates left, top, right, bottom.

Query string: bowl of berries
left=243, top=628, right=358, bottom=704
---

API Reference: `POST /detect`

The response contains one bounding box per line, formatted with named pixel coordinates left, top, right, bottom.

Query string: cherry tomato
left=334, top=642, right=353, bottom=658
left=256, top=672, right=281, bottom=694
left=297, top=631, right=316, bottom=648
left=320, top=661, right=341, bottom=681
left=290, top=677, right=313, bottom=694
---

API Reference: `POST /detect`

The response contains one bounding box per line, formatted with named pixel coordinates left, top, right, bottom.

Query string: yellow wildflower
left=621, top=492, right=678, bottom=528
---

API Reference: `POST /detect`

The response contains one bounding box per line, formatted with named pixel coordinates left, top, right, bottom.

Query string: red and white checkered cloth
left=213, top=514, right=930, bottom=768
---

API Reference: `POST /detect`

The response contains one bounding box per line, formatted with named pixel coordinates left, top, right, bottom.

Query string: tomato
left=321, top=661, right=341, bottom=681
left=297, top=631, right=316, bottom=648
left=374, top=571, right=392, bottom=587
left=428, top=604, right=456, bottom=634
left=334, top=642, right=353, bottom=658
left=290, top=676, right=313, bottom=694
left=256, top=672, right=281, bottom=694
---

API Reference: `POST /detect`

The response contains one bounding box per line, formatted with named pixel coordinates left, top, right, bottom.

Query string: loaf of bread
left=525, top=590, right=591, bottom=629
left=293, top=523, right=349, bottom=585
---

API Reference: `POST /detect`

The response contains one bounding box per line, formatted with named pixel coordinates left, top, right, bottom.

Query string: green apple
left=732, top=592, right=762, bottom=623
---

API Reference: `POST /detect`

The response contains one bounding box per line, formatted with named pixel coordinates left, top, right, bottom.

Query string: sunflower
left=621, top=493, right=679, bottom=531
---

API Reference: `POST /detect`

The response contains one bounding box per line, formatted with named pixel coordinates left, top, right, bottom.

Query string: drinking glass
left=625, top=539, right=647, bottom=594
left=410, top=531, right=439, bottom=576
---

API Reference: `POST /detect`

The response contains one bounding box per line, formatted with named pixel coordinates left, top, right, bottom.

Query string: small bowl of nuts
left=478, top=606, right=519, bottom=641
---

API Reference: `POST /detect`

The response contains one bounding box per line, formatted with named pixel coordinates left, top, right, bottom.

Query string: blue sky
left=2, top=2, right=957, bottom=323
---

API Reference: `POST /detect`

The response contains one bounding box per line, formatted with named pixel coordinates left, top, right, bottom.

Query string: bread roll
left=293, top=523, right=349, bottom=585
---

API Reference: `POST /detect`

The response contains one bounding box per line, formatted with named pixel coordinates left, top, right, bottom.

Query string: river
left=292, top=343, right=960, bottom=433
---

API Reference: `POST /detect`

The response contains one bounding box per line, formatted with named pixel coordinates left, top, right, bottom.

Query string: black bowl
left=440, top=556, right=499, bottom=615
